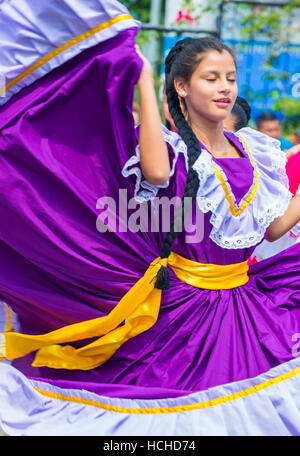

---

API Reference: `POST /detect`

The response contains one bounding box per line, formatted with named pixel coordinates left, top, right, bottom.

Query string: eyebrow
left=201, top=70, right=237, bottom=76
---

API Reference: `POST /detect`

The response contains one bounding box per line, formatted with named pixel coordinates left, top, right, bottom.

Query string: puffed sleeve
left=121, top=125, right=188, bottom=203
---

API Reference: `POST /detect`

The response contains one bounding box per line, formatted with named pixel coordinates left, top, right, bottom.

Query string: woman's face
left=175, top=50, right=238, bottom=124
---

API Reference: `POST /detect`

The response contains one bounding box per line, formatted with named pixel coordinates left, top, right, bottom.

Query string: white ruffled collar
left=193, top=127, right=292, bottom=249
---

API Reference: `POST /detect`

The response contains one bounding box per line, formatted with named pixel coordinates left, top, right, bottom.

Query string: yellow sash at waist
left=2, top=253, right=249, bottom=370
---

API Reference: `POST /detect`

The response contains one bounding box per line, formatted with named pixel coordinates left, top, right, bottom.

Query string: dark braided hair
left=155, top=37, right=236, bottom=290
left=231, top=96, right=251, bottom=131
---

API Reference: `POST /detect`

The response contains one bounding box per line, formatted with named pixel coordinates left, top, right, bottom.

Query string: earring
left=180, top=91, right=186, bottom=97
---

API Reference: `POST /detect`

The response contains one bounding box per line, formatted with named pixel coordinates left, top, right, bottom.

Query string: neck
left=189, top=117, right=228, bottom=154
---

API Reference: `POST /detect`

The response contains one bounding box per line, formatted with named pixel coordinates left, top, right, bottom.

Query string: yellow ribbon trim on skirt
left=3, top=253, right=249, bottom=370
left=0, top=14, right=134, bottom=97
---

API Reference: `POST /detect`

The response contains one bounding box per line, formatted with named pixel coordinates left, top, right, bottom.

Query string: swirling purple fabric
left=0, top=28, right=300, bottom=400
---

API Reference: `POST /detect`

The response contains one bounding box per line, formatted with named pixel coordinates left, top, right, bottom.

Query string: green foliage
left=274, top=97, right=300, bottom=134
left=241, top=12, right=282, bottom=40
left=239, top=1, right=300, bottom=133
left=121, top=0, right=152, bottom=22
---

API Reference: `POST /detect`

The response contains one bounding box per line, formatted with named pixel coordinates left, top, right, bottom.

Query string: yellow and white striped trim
left=0, top=14, right=133, bottom=97
left=32, top=365, right=300, bottom=414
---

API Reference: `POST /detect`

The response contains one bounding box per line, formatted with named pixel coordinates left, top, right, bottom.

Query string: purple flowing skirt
left=0, top=28, right=300, bottom=400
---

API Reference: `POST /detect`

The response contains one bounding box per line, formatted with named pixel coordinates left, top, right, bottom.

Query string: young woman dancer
left=1, top=0, right=300, bottom=436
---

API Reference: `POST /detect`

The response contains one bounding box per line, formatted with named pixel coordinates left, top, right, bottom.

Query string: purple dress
left=0, top=0, right=300, bottom=436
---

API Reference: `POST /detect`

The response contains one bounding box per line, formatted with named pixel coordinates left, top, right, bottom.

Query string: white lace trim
left=121, top=126, right=188, bottom=203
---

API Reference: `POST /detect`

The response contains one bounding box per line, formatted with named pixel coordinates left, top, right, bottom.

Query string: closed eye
left=206, top=79, right=236, bottom=82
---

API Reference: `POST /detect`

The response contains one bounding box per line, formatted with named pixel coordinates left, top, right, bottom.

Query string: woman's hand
left=134, top=44, right=170, bottom=186
left=135, top=45, right=153, bottom=84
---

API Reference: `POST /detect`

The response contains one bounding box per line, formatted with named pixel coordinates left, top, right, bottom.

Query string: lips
left=214, top=98, right=231, bottom=108
left=214, top=98, right=231, bottom=103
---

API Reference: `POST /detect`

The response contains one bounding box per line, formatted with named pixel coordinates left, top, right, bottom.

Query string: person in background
left=256, top=112, right=300, bottom=158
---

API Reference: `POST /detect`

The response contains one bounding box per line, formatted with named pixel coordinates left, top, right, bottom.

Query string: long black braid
left=155, top=37, right=236, bottom=290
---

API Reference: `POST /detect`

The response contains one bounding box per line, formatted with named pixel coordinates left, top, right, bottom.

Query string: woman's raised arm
left=136, top=46, right=170, bottom=186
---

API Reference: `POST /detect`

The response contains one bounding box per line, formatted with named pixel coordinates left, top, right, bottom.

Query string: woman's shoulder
left=234, top=127, right=282, bottom=156
left=233, top=127, right=288, bottom=182
left=135, top=124, right=187, bottom=154
left=123, top=125, right=188, bottom=203
left=161, top=125, right=187, bottom=156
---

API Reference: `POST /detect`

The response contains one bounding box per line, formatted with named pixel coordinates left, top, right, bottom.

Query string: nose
left=217, top=78, right=231, bottom=94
